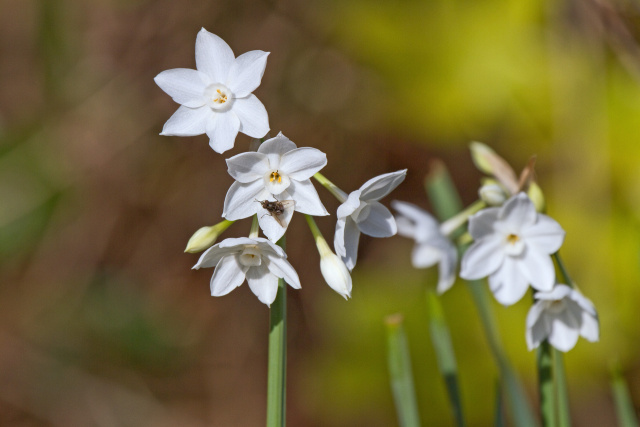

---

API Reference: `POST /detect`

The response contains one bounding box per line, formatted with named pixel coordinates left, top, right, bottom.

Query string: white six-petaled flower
left=460, top=193, right=565, bottom=306
left=193, top=237, right=300, bottom=306
left=223, top=133, right=328, bottom=242
left=526, top=284, right=599, bottom=352
left=392, top=201, right=458, bottom=294
left=155, top=28, right=270, bottom=153
left=334, top=170, right=407, bottom=270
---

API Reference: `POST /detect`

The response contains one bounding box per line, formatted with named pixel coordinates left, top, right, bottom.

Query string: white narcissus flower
left=223, top=133, right=328, bottom=242
left=392, top=201, right=458, bottom=294
left=193, top=237, right=300, bottom=306
left=320, top=247, right=353, bottom=300
left=526, top=284, right=599, bottom=352
left=334, top=170, right=407, bottom=270
left=460, top=193, right=565, bottom=306
left=154, top=28, right=270, bottom=153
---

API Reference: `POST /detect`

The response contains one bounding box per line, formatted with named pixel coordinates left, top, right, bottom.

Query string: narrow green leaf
left=611, top=362, right=639, bottom=427
left=385, top=314, right=421, bottom=427
left=494, top=379, right=505, bottom=427
left=426, top=161, right=537, bottom=427
left=427, top=290, right=465, bottom=427
left=266, top=238, right=287, bottom=427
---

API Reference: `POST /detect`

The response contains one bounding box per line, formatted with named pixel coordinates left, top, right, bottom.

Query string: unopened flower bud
left=319, top=247, right=353, bottom=300
left=185, top=220, right=234, bottom=253
left=527, top=182, right=546, bottom=213
left=478, top=180, right=508, bottom=206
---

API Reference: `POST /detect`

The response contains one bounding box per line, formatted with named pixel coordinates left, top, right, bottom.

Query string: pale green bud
left=185, top=220, right=234, bottom=253
left=527, top=182, right=546, bottom=213
left=478, top=179, right=508, bottom=206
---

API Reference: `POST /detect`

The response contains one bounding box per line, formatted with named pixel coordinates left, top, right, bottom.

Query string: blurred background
left=2, top=0, right=640, bottom=425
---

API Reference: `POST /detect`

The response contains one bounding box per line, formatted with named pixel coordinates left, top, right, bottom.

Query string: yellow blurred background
left=1, top=0, right=639, bottom=425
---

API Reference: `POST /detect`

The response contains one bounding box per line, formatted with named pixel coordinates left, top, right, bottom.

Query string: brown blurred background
left=2, top=0, right=640, bottom=425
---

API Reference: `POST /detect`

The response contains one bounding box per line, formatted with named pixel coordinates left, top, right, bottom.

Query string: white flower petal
left=533, top=284, right=572, bottom=301
left=356, top=202, right=397, bottom=238
left=223, top=181, right=268, bottom=220
left=548, top=316, right=580, bottom=352
left=579, top=310, right=599, bottom=342
left=335, top=216, right=361, bottom=270
left=257, top=201, right=294, bottom=242
left=499, top=193, right=537, bottom=228
left=226, top=151, right=270, bottom=183
left=278, top=148, right=327, bottom=181
left=193, top=242, right=240, bottom=269
left=468, top=208, right=500, bottom=240
left=228, top=50, right=269, bottom=98
left=154, top=68, right=209, bottom=108
left=160, top=105, right=211, bottom=136
left=258, top=133, right=297, bottom=156
left=436, top=245, right=458, bottom=294
left=488, top=257, right=530, bottom=305
left=518, top=246, right=556, bottom=292
left=246, top=263, right=279, bottom=306
left=411, top=243, right=441, bottom=268
left=522, top=215, right=565, bottom=254
left=460, top=235, right=504, bottom=280
left=205, top=111, right=241, bottom=153
left=210, top=254, right=246, bottom=296
left=337, top=191, right=363, bottom=219
left=359, top=170, right=407, bottom=202
left=287, top=179, right=328, bottom=216
left=234, top=94, right=270, bottom=138
left=526, top=302, right=549, bottom=350
left=266, top=255, right=302, bottom=289
left=195, top=28, right=234, bottom=83
left=392, top=201, right=441, bottom=242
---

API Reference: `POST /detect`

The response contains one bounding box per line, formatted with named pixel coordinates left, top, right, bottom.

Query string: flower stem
left=553, top=349, right=571, bottom=427
left=385, top=314, right=421, bottom=427
left=304, top=214, right=329, bottom=255
left=537, top=341, right=556, bottom=427
left=439, top=200, right=486, bottom=237
left=552, top=252, right=574, bottom=288
left=266, top=236, right=287, bottom=427
left=313, top=172, right=348, bottom=203
left=250, top=215, right=260, bottom=239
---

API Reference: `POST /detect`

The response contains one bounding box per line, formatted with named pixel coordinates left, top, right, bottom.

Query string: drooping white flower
left=223, top=133, right=328, bottom=242
left=193, top=237, right=300, bottom=306
left=526, top=284, right=599, bottom=352
left=334, top=170, right=407, bottom=270
left=154, top=28, right=270, bottom=153
left=392, top=201, right=458, bottom=294
left=460, top=193, right=565, bottom=306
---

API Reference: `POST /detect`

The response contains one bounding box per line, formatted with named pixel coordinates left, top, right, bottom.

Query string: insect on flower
left=256, top=198, right=295, bottom=227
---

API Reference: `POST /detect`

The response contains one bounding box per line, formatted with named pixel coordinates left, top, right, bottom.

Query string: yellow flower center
left=506, top=234, right=519, bottom=244
left=270, top=171, right=282, bottom=183
left=213, top=89, right=228, bottom=104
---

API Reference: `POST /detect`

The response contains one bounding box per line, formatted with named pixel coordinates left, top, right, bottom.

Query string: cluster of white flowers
left=393, top=144, right=599, bottom=352
left=156, top=29, right=406, bottom=306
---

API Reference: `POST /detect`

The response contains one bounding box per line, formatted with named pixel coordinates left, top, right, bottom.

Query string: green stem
left=537, top=341, right=556, bottom=427
left=611, top=362, right=640, bottom=427
left=552, top=253, right=574, bottom=289
left=266, top=237, right=287, bottom=427
left=250, top=215, right=260, bottom=239
left=313, top=172, right=348, bottom=203
left=385, top=314, right=421, bottom=427
left=553, top=349, right=570, bottom=427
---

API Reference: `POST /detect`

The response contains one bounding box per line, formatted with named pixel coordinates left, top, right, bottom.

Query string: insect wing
left=278, top=200, right=295, bottom=210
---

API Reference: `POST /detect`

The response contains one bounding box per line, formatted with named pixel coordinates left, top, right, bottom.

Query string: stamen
left=506, top=234, right=519, bottom=244
left=270, top=171, right=282, bottom=183
left=213, top=89, right=228, bottom=104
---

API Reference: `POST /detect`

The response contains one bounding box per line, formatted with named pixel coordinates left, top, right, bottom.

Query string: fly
left=256, top=197, right=295, bottom=227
